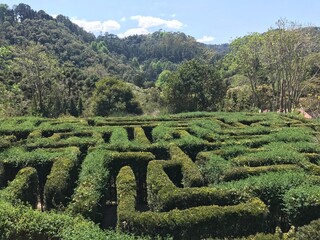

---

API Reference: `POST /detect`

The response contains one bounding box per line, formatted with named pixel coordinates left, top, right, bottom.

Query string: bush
left=196, top=152, right=231, bottom=184
left=268, top=127, right=313, bottom=143
left=283, top=185, right=320, bottom=226
left=44, top=147, right=80, bottom=210
left=91, top=77, right=142, bottom=116
left=232, top=146, right=306, bottom=167
left=1, top=167, right=39, bottom=208
left=295, top=218, right=320, bottom=240
left=169, top=145, right=203, bottom=187
left=118, top=159, right=268, bottom=239
left=0, top=199, right=140, bottom=240
left=133, top=127, right=150, bottom=145
left=67, top=149, right=111, bottom=221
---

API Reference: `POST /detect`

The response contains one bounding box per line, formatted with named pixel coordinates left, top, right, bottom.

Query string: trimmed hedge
left=1, top=167, right=39, bottom=208
left=232, top=147, right=306, bottom=167
left=295, top=218, right=320, bottom=240
left=196, top=152, right=231, bottom=184
left=283, top=185, right=320, bottom=226
left=118, top=163, right=268, bottom=239
left=67, top=149, right=111, bottom=221
left=222, top=164, right=300, bottom=182
left=116, top=166, right=136, bottom=231
left=133, top=127, right=150, bottom=145
left=0, top=162, right=4, bottom=187
left=44, top=147, right=81, bottom=210
left=169, top=145, right=203, bottom=187
left=0, top=199, right=141, bottom=240
left=147, top=160, right=250, bottom=212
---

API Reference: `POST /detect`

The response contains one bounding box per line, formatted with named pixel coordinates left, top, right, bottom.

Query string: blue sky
left=2, top=0, right=320, bottom=44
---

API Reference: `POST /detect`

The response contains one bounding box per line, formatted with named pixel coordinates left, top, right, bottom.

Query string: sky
left=2, top=0, right=320, bottom=44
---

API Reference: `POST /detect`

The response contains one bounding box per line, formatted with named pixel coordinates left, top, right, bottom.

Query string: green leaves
left=163, top=59, right=226, bottom=113
left=91, top=77, right=142, bottom=117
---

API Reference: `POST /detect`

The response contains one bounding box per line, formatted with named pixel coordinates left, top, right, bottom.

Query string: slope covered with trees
left=1, top=3, right=320, bottom=118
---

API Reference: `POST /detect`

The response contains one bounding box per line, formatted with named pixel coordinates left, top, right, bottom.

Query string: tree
left=91, top=77, right=142, bottom=116
left=261, top=19, right=317, bottom=112
left=13, top=43, right=60, bottom=116
left=164, top=59, right=226, bottom=113
left=155, top=70, right=172, bottom=88
left=226, top=33, right=264, bottom=109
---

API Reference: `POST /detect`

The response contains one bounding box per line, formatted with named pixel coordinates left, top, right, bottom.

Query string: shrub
left=268, top=127, right=313, bottom=143
left=295, top=218, right=320, bottom=240
left=283, top=185, right=320, bottom=226
left=133, top=127, right=150, bottom=145
left=232, top=147, right=306, bottom=167
left=1, top=167, right=39, bottom=208
left=44, top=147, right=81, bottom=210
left=67, top=149, right=111, bottom=221
left=196, top=152, right=231, bottom=184
left=169, top=145, right=203, bottom=187
left=0, top=199, right=140, bottom=240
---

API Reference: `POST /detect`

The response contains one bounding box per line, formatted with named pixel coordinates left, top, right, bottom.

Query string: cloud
left=118, top=28, right=150, bottom=38
left=121, top=17, right=126, bottom=22
left=71, top=17, right=121, bottom=33
left=131, top=15, right=183, bottom=29
left=197, top=36, right=215, bottom=43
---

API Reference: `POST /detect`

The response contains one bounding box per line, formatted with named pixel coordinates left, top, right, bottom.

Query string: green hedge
left=0, top=162, right=4, bottom=187
left=133, top=127, right=150, bottom=145
left=169, top=145, right=203, bottom=187
left=44, top=147, right=81, bottom=210
left=232, top=147, right=306, bottom=167
left=295, top=218, right=320, bottom=240
left=67, top=149, right=111, bottom=221
left=152, top=123, right=175, bottom=142
left=222, top=164, right=300, bottom=182
left=116, top=166, right=136, bottom=231
left=118, top=163, right=268, bottom=239
left=0, top=199, right=141, bottom=240
left=267, top=127, right=313, bottom=143
left=196, top=152, right=231, bottom=184
left=215, top=171, right=311, bottom=229
left=1, top=167, right=39, bottom=208
left=283, top=185, right=320, bottom=226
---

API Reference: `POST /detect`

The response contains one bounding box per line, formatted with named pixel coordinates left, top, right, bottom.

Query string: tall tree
left=226, top=33, right=263, bottom=109
left=164, top=59, right=226, bottom=113
left=13, top=43, right=59, bottom=116
left=261, top=19, right=317, bottom=112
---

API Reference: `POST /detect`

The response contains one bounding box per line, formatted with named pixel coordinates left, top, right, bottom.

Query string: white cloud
left=131, top=15, right=183, bottom=29
left=71, top=17, right=121, bottom=33
left=197, top=36, right=215, bottom=43
left=118, top=28, right=150, bottom=38
left=171, top=14, right=177, bottom=18
left=121, top=17, right=126, bottom=22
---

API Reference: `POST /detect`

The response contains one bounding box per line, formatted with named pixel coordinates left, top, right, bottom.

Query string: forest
left=1, top=3, right=319, bottom=118
left=1, top=3, right=320, bottom=240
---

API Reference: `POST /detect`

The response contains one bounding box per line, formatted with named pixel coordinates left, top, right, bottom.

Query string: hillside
left=0, top=3, right=217, bottom=84
left=0, top=112, right=320, bottom=239
left=1, top=3, right=320, bottom=120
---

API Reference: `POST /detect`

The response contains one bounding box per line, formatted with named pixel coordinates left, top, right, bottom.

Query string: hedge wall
left=117, top=163, right=269, bottom=239
left=1, top=167, right=39, bottom=208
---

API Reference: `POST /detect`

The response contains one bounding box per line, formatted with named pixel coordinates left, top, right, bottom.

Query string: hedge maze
left=1, top=112, right=320, bottom=239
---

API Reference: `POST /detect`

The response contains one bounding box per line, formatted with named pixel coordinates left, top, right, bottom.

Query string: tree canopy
left=91, top=77, right=142, bottom=116
left=164, top=59, right=226, bottom=113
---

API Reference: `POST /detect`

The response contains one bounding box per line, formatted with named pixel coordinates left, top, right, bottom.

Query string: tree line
left=1, top=3, right=320, bottom=117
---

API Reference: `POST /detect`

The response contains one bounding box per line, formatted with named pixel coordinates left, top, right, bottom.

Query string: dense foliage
left=0, top=112, right=320, bottom=239
left=1, top=4, right=320, bottom=117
